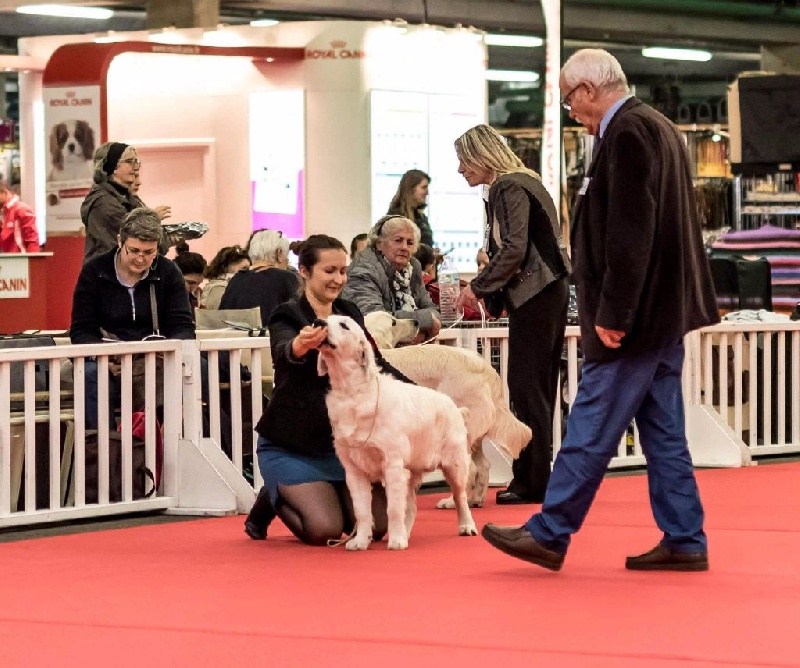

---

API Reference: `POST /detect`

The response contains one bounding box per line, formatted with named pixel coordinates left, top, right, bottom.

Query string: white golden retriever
left=364, top=311, right=418, bottom=349
left=318, top=315, right=477, bottom=550
left=365, top=313, right=532, bottom=508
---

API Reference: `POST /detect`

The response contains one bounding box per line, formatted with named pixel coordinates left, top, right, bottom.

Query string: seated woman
left=245, top=234, right=410, bottom=545
left=172, top=242, right=207, bottom=314
left=198, top=245, right=251, bottom=311
left=219, top=229, right=301, bottom=324
left=342, top=215, right=441, bottom=340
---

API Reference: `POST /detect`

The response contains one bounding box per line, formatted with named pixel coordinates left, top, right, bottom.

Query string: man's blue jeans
left=525, top=338, right=707, bottom=555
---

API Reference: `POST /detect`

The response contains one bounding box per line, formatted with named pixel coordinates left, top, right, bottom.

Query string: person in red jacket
left=0, top=180, right=40, bottom=252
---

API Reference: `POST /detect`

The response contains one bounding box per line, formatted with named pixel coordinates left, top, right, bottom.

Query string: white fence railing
left=2, top=320, right=799, bottom=528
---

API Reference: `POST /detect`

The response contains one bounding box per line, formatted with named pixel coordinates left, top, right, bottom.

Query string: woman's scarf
left=392, top=262, right=417, bottom=312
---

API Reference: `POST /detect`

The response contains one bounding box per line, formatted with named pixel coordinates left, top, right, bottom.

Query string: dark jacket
left=471, top=172, right=571, bottom=311
left=255, top=296, right=409, bottom=457
left=80, top=180, right=145, bottom=264
left=388, top=204, right=434, bottom=247
left=70, top=248, right=195, bottom=344
left=219, top=266, right=301, bottom=325
left=571, top=98, right=719, bottom=361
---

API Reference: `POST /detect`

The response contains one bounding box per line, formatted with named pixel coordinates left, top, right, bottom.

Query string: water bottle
left=438, top=255, right=461, bottom=325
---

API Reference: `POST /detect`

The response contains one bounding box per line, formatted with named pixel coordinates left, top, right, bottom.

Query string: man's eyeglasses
left=121, top=158, right=142, bottom=169
left=560, top=83, right=586, bottom=112
left=124, top=244, right=157, bottom=259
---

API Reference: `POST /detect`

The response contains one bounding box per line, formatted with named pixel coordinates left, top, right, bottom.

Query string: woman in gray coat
left=342, top=215, right=441, bottom=341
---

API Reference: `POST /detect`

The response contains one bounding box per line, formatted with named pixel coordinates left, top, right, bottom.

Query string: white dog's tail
left=485, top=373, right=532, bottom=460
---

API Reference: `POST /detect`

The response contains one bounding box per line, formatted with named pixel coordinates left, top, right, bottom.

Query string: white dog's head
left=364, top=311, right=419, bottom=349
left=317, top=315, right=377, bottom=382
left=49, top=120, right=95, bottom=171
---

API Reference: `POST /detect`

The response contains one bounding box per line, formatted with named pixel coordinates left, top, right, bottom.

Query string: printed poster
left=43, top=85, right=102, bottom=232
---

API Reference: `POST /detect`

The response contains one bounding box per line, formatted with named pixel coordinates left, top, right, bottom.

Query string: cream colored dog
left=380, top=345, right=531, bottom=508
left=318, top=315, right=477, bottom=550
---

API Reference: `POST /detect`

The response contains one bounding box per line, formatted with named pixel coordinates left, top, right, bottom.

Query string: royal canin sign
left=305, top=40, right=365, bottom=60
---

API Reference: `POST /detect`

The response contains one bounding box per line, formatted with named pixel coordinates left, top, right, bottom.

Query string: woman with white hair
left=219, top=229, right=301, bottom=324
left=342, top=214, right=441, bottom=340
left=454, top=123, right=571, bottom=506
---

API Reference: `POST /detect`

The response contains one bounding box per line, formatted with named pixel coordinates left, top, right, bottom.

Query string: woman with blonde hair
left=455, top=123, right=571, bottom=505
left=387, top=169, right=434, bottom=247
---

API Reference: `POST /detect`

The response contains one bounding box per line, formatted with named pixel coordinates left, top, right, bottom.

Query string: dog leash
left=418, top=310, right=467, bottom=346
left=337, top=376, right=381, bottom=448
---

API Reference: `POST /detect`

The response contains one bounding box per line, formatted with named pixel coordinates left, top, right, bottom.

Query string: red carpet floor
left=1, top=463, right=799, bottom=667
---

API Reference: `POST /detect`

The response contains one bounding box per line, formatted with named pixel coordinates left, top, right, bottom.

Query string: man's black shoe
left=481, top=523, right=564, bottom=571
left=625, top=544, right=708, bottom=571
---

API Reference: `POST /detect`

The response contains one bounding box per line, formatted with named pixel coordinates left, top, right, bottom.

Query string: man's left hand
left=596, top=325, right=625, bottom=349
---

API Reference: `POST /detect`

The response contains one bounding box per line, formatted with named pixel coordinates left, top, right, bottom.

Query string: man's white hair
left=562, top=48, right=629, bottom=94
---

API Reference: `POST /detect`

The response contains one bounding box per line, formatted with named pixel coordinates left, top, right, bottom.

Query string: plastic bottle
left=438, top=254, right=461, bottom=325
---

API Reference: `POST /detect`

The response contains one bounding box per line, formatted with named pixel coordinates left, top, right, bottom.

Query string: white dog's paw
left=436, top=496, right=456, bottom=509
left=387, top=534, right=409, bottom=550
left=459, top=523, right=478, bottom=537
left=345, top=536, right=371, bottom=551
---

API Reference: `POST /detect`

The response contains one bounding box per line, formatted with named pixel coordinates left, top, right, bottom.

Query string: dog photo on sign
left=47, top=119, right=96, bottom=183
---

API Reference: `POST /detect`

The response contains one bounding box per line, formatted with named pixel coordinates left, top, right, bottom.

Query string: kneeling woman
left=246, top=234, right=409, bottom=545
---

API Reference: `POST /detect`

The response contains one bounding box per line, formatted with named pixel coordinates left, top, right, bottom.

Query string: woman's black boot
left=244, top=486, right=276, bottom=540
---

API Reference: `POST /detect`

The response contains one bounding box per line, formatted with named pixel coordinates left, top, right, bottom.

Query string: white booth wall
left=19, top=22, right=487, bottom=266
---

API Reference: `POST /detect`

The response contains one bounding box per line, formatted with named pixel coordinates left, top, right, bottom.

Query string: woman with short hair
left=342, top=214, right=441, bottom=340
left=219, top=229, right=301, bottom=325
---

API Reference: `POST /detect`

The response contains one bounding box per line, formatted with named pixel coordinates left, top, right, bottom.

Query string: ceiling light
left=485, top=34, right=543, bottom=48
left=16, top=4, right=114, bottom=19
left=485, top=69, right=539, bottom=83
left=250, top=19, right=279, bottom=27
left=642, top=47, right=712, bottom=62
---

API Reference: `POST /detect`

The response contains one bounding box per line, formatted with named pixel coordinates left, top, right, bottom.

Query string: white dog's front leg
left=404, top=473, right=422, bottom=538
left=344, top=469, right=374, bottom=551
left=384, top=463, right=411, bottom=549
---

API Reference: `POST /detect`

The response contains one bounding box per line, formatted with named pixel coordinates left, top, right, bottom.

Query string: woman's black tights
left=276, top=481, right=388, bottom=546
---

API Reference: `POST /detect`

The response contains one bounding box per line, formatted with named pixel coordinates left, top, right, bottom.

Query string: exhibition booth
left=9, top=21, right=486, bottom=330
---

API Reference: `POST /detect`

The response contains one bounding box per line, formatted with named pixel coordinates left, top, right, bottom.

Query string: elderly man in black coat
left=482, top=49, right=719, bottom=573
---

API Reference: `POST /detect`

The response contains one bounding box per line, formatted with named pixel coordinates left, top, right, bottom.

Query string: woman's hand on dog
left=292, top=324, right=328, bottom=358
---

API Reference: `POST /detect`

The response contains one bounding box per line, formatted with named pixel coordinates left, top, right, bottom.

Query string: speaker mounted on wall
left=728, top=73, right=800, bottom=175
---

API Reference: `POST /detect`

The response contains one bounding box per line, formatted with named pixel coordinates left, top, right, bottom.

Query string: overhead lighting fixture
left=485, top=69, right=539, bottom=83
left=642, top=47, right=712, bottom=62
left=250, top=18, right=279, bottom=27
left=16, top=4, right=114, bottom=19
left=485, top=34, right=543, bottom=48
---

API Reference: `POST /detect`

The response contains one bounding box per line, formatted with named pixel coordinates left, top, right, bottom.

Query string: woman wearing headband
left=342, top=214, right=441, bottom=342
